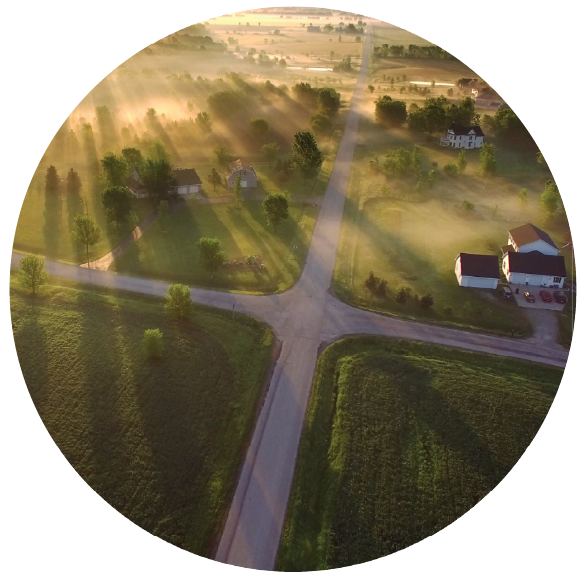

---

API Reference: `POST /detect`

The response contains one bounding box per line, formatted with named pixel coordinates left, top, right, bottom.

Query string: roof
left=228, top=159, right=257, bottom=176
left=448, top=122, right=484, bottom=137
left=501, top=244, right=515, bottom=255
left=127, top=176, right=146, bottom=191
left=173, top=168, right=202, bottom=186
left=457, top=253, right=500, bottom=279
left=508, top=223, right=559, bottom=250
left=507, top=251, right=567, bottom=277
left=476, top=87, right=504, bottom=102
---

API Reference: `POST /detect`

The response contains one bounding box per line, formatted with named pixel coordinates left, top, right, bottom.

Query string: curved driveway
left=9, top=29, right=569, bottom=572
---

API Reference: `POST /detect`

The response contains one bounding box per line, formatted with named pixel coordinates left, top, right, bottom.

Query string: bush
left=443, top=162, right=459, bottom=176
left=143, top=329, right=163, bottom=358
left=165, top=284, right=193, bottom=319
left=18, top=254, right=49, bottom=294
left=420, top=293, right=434, bottom=308
left=462, top=200, right=475, bottom=213
left=376, top=279, right=388, bottom=298
left=395, top=286, right=412, bottom=304
left=443, top=306, right=453, bottom=316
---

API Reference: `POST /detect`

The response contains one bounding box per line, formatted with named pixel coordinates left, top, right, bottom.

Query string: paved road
left=9, top=29, right=570, bottom=572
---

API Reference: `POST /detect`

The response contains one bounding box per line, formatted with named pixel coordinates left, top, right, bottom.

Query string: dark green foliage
left=408, top=96, right=478, bottom=134
left=317, top=88, right=341, bottom=115
left=261, top=143, right=280, bottom=166
left=72, top=214, right=101, bottom=264
left=101, top=186, right=134, bottom=230
left=262, top=192, right=289, bottom=230
left=479, top=143, right=497, bottom=176
left=443, top=162, right=459, bottom=176
left=420, top=293, right=434, bottom=308
left=18, top=254, right=49, bottom=294
left=249, top=117, right=271, bottom=142
left=383, top=147, right=412, bottom=176
left=374, top=95, right=407, bottom=127
left=311, top=112, right=333, bottom=135
left=540, top=180, right=561, bottom=217
left=66, top=168, right=82, bottom=195
left=122, top=147, right=143, bottom=170
left=208, top=167, right=222, bottom=190
left=101, top=153, right=129, bottom=187
left=197, top=237, right=226, bottom=276
left=214, top=144, right=233, bottom=169
left=291, top=131, right=323, bottom=179
left=143, top=328, right=163, bottom=358
left=11, top=281, right=273, bottom=558
left=45, top=165, right=61, bottom=195
left=462, top=199, right=475, bottom=212
left=195, top=111, right=212, bottom=134
left=486, top=108, right=534, bottom=148
left=278, top=337, right=561, bottom=571
left=141, top=158, right=174, bottom=202
left=457, top=149, right=467, bottom=172
left=374, top=43, right=454, bottom=59
left=537, top=151, right=548, bottom=169
left=164, top=283, right=193, bottom=318
left=333, top=56, right=353, bottom=72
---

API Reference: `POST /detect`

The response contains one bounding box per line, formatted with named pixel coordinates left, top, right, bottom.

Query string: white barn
left=502, top=251, right=566, bottom=288
left=455, top=253, right=500, bottom=289
left=440, top=123, right=484, bottom=149
left=507, top=223, right=560, bottom=256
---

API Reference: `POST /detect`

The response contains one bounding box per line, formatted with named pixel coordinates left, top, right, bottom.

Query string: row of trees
left=365, top=273, right=434, bottom=307
left=373, top=43, right=454, bottom=60
left=292, top=82, right=342, bottom=136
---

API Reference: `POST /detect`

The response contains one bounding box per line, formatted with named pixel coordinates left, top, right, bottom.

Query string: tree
left=72, top=214, right=102, bottom=265
left=121, top=147, right=143, bottom=169
left=208, top=167, right=222, bottom=190
left=368, top=84, right=375, bottom=93
left=317, top=88, right=341, bottom=114
left=45, top=166, right=61, bottom=195
left=457, top=149, right=467, bottom=173
left=147, top=140, right=169, bottom=162
left=18, top=254, right=49, bottom=294
left=261, top=142, right=280, bottom=166
left=479, top=143, right=497, bottom=175
left=214, top=144, right=233, bottom=169
left=311, top=112, right=333, bottom=135
left=157, top=200, right=170, bottom=232
left=101, top=185, right=133, bottom=230
left=383, top=148, right=412, bottom=176
left=374, top=95, right=407, bottom=127
left=262, top=193, right=289, bottom=230
left=537, top=151, right=548, bottom=169
left=197, top=237, right=226, bottom=276
left=234, top=176, right=243, bottom=209
left=519, top=188, right=528, bottom=203
left=461, top=200, right=475, bottom=212
left=443, top=163, right=459, bottom=176
left=165, top=284, right=193, bottom=319
left=143, top=329, right=163, bottom=358
left=540, top=180, right=561, bottom=217
left=101, top=153, right=129, bottom=187
left=427, top=169, right=436, bottom=187
left=66, top=168, right=82, bottom=195
left=249, top=117, right=270, bottom=142
left=195, top=111, right=213, bottom=134
left=141, top=158, right=174, bottom=202
left=291, top=131, right=323, bottom=179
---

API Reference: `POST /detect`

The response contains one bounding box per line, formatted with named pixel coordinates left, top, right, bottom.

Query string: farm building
left=457, top=77, right=479, bottom=89
left=507, top=223, right=560, bottom=256
left=440, top=123, right=484, bottom=149
left=455, top=253, right=500, bottom=289
left=226, top=160, right=258, bottom=188
left=473, top=87, right=506, bottom=110
left=502, top=251, right=567, bottom=288
left=126, top=166, right=202, bottom=198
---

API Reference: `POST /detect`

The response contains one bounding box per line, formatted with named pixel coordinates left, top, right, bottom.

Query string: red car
left=524, top=291, right=536, bottom=303
left=539, top=290, right=552, bottom=303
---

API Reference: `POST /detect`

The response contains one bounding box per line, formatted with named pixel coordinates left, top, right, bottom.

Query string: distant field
left=111, top=200, right=318, bottom=293
left=11, top=277, right=274, bottom=557
left=333, top=101, right=572, bottom=336
left=278, top=336, right=561, bottom=571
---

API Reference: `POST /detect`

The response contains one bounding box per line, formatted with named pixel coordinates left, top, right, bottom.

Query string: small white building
left=507, top=223, right=560, bottom=256
left=440, top=123, right=484, bottom=149
left=226, top=160, right=258, bottom=188
left=455, top=253, right=500, bottom=289
left=502, top=251, right=566, bottom=288
left=169, top=168, right=202, bottom=196
left=473, top=87, right=506, bottom=110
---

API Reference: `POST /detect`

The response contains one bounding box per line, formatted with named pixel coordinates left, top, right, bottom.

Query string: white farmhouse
left=455, top=253, right=500, bottom=289
left=506, top=223, right=559, bottom=256
left=440, top=123, right=484, bottom=149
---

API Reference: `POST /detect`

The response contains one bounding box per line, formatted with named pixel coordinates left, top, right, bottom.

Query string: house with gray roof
left=226, top=160, right=258, bottom=189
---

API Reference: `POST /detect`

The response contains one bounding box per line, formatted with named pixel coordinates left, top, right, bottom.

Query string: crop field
left=111, top=200, right=318, bottom=293
left=333, top=95, right=573, bottom=336
left=10, top=276, right=274, bottom=556
left=278, top=336, right=562, bottom=571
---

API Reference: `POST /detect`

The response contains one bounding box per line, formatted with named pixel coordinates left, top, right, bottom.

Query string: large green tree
left=101, top=153, right=129, bottom=187
left=45, top=166, right=61, bottom=196
left=195, top=111, right=213, bottom=134
left=540, top=180, right=561, bottom=216
left=66, top=168, right=82, bottom=195
left=101, top=186, right=133, bottom=230
left=262, top=192, right=289, bottom=230
left=261, top=143, right=280, bottom=166
left=197, top=237, right=226, bottom=277
left=141, top=158, right=174, bottom=202
left=374, top=96, right=407, bottom=127
left=208, top=168, right=222, bottom=190
left=249, top=118, right=271, bottom=143
left=291, top=131, right=323, bottom=179
left=18, top=254, right=49, bottom=294
left=214, top=144, right=233, bottom=169
left=72, top=214, right=102, bottom=266
left=479, top=143, right=497, bottom=176
left=122, top=147, right=143, bottom=169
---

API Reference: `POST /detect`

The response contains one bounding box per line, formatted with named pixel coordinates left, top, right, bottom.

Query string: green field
left=111, top=200, right=318, bottom=293
left=11, top=277, right=274, bottom=556
left=278, top=336, right=562, bottom=571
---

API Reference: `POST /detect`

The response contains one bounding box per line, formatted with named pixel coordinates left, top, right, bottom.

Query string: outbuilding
left=507, top=223, right=559, bottom=256
left=455, top=253, right=500, bottom=289
left=502, top=251, right=566, bottom=288
left=169, top=168, right=202, bottom=196
left=226, top=160, right=258, bottom=188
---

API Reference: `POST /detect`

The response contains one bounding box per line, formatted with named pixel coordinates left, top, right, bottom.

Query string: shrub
left=395, top=286, right=412, bottom=304
left=165, top=284, right=193, bottom=319
left=420, top=293, right=434, bottom=308
left=376, top=279, right=388, bottom=297
left=443, top=306, right=453, bottom=316
left=443, top=162, right=459, bottom=176
left=462, top=199, right=475, bottom=212
left=143, top=329, right=163, bottom=358
left=18, top=254, right=49, bottom=294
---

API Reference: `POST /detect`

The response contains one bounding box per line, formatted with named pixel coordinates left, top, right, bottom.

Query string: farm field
left=332, top=97, right=573, bottom=336
left=10, top=275, right=274, bottom=557
left=278, top=336, right=562, bottom=571
left=111, top=200, right=318, bottom=293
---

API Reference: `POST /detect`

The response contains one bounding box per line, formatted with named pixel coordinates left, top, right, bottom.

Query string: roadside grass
left=10, top=276, right=274, bottom=557
left=557, top=293, right=576, bottom=348
left=111, top=200, right=318, bottom=293
left=14, top=169, right=153, bottom=264
left=333, top=109, right=572, bottom=336
left=277, top=335, right=562, bottom=571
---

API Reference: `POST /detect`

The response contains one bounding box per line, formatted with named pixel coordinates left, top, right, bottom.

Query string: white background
left=1, top=1, right=581, bottom=578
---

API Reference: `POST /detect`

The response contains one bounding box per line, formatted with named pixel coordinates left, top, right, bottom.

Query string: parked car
left=553, top=290, right=567, bottom=304
left=539, top=290, right=552, bottom=303
left=500, top=286, right=513, bottom=299
left=524, top=291, right=536, bottom=303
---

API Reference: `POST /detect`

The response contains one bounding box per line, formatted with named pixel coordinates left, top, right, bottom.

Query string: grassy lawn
left=10, top=276, right=274, bottom=557
left=333, top=109, right=573, bottom=336
left=277, top=336, right=562, bottom=571
left=14, top=169, right=153, bottom=264
left=111, top=200, right=318, bottom=293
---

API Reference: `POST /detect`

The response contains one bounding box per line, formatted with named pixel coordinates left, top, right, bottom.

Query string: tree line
left=373, top=43, right=455, bottom=60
